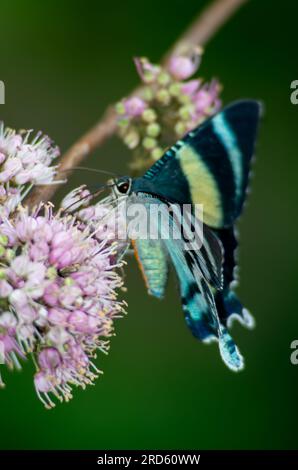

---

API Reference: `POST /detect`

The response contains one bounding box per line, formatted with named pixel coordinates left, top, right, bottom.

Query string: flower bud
left=169, top=83, right=181, bottom=97
left=0, top=269, right=6, bottom=279
left=157, top=72, right=171, bottom=86
left=34, top=371, right=53, bottom=394
left=168, top=51, right=201, bottom=80
left=174, top=121, right=187, bottom=136
left=115, top=102, right=126, bottom=115
left=141, top=109, right=157, bottom=123
left=177, top=93, right=191, bottom=105
left=134, top=57, right=160, bottom=84
left=123, top=97, right=147, bottom=117
left=5, top=249, right=15, bottom=262
left=141, top=87, right=154, bottom=101
left=0, top=234, right=8, bottom=246
left=179, top=105, right=193, bottom=121
left=0, top=152, right=6, bottom=165
left=38, top=347, right=61, bottom=370
left=146, top=123, right=160, bottom=138
left=64, top=277, right=74, bottom=287
left=142, top=137, right=157, bottom=150
left=151, top=147, right=164, bottom=161
left=46, top=266, right=57, bottom=280
left=156, top=89, right=171, bottom=105
left=124, top=131, right=140, bottom=149
left=117, top=117, right=129, bottom=128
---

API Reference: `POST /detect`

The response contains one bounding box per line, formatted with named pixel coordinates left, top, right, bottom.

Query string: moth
left=111, top=100, right=261, bottom=371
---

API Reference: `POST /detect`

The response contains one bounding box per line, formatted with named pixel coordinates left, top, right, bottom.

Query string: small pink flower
left=49, top=248, right=72, bottom=269
left=193, top=80, right=221, bottom=115
left=181, top=79, right=201, bottom=96
left=29, top=241, right=50, bottom=261
left=61, top=186, right=91, bottom=212
left=0, top=333, right=24, bottom=360
left=168, top=55, right=200, bottom=80
left=48, top=307, right=68, bottom=326
left=34, top=371, right=53, bottom=393
left=38, top=348, right=61, bottom=371
left=0, top=133, right=22, bottom=155
left=0, top=152, right=6, bottom=165
left=0, top=157, right=22, bottom=182
left=123, top=97, right=147, bottom=117
left=51, top=231, right=73, bottom=249
left=194, top=89, right=213, bottom=112
left=9, top=289, right=28, bottom=309
left=15, top=216, right=38, bottom=242
left=43, top=282, right=60, bottom=307
left=0, top=311, right=17, bottom=329
left=0, top=280, right=13, bottom=297
left=68, top=310, right=91, bottom=333
left=134, top=57, right=160, bottom=83
left=78, top=206, right=95, bottom=220
left=58, top=284, right=82, bottom=308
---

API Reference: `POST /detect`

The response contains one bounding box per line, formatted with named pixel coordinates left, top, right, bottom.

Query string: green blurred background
left=0, top=0, right=297, bottom=450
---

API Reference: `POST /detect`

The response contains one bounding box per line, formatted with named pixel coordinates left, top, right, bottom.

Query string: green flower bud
left=141, top=87, right=154, bottom=102
left=0, top=234, right=8, bottom=246
left=64, top=277, right=74, bottom=287
left=117, top=117, right=129, bottom=128
left=115, top=102, right=126, bottom=115
left=151, top=147, right=164, bottom=161
left=146, top=123, right=160, bottom=138
left=0, top=268, right=6, bottom=279
left=46, top=266, right=57, bottom=280
left=179, top=105, right=192, bottom=121
left=169, top=83, right=181, bottom=97
left=142, top=108, right=157, bottom=123
left=142, top=137, right=157, bottom=150
left=157, top=72, right=171, bottom=86
left=174, top=121, right=187, bottom=136
left=143, top=71, right=156, bottom=84
left=0, top=246, right=5, bottom=258
left=124, top=131, right=140, bottom=149
left=5, top=249, right=15, bottom=262
left=156, top=88, right=171, bottom=105
left=177, top=93, right=191, bottom=105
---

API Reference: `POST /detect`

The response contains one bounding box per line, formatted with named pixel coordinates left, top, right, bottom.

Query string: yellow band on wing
left=177, top=144, right=223, bottom=228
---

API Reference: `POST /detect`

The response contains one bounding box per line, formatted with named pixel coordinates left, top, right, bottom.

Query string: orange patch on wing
left=132, top=239, right=150, bottom=291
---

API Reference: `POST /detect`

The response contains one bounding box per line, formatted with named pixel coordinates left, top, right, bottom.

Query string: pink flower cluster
left=116, top=48, right=221, bottom=171
left=0, top=123, right=60, bottom=220
left=0, top=203, right=125, bottom=408
left=0, top=123, right=127, bottom=408
left=61, top=185, right=129, bottom=247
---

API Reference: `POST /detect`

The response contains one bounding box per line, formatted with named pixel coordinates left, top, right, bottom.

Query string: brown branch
left=27, top=107, right=118, bottom=206
left=164, top=0, right=247, bottom=60
left=26, top=0, right=247, bottom=207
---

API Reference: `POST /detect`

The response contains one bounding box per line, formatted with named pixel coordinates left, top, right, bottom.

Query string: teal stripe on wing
left=212, top=112, right=243, bottom=199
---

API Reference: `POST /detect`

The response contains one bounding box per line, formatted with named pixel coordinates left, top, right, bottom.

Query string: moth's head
left=111, top=177, right=132, bottom=197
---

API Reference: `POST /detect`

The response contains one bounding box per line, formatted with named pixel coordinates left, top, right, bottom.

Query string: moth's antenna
left=58, top=166, right=120, bottom=178
left=73, top=166, right=120, bottom=177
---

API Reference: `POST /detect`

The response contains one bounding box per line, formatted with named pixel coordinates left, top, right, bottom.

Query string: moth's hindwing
left=162, top=234, right=244, bottom=371
left=214, top=227, right=255, bottom=329
left=132, top=238, right=168, bottom=299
